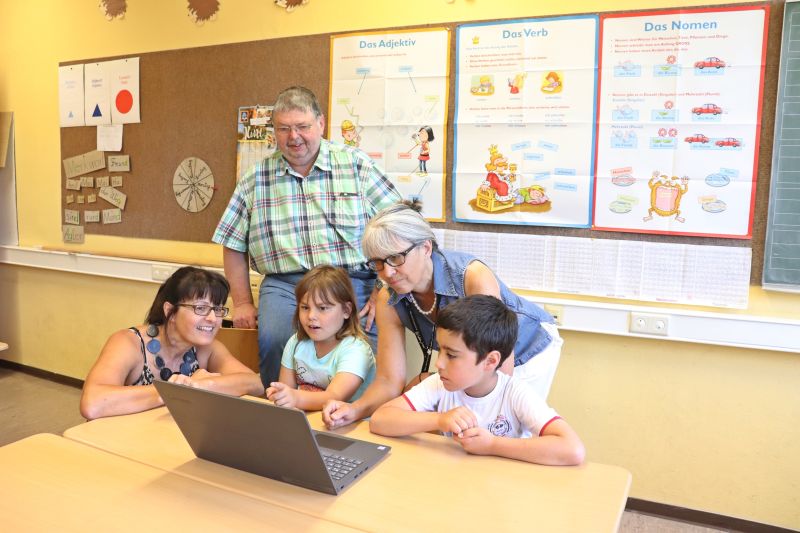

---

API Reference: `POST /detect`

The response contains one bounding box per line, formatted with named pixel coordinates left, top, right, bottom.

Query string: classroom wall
left=1, top=0, right=798, bottom=529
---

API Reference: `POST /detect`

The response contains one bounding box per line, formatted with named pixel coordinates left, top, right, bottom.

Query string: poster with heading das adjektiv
left=329, top=28, right=450, bottom=221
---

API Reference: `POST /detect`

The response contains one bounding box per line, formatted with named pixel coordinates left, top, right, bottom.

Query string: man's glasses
left=177, top=303, right=229, bottom=317
left=275, top=124, right=314, bottom=135
left=367, top=243, right=418, bottom=271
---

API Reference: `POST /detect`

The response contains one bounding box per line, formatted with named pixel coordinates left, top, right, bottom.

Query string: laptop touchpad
left=315, top=433, right=353, bottom=451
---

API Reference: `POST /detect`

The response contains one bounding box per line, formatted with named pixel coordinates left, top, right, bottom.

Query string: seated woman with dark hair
left=80, top=266, right=264, bottom=420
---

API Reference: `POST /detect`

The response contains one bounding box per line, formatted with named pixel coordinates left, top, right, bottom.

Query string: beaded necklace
left=409, top=292, right=437, bottom=316
left=145, top=323, right=198, bottom=381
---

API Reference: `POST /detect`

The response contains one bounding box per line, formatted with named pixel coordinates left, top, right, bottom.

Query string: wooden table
left=64, top=406, right=631, bottom=532
left=0, top=433, right=357, bottom=532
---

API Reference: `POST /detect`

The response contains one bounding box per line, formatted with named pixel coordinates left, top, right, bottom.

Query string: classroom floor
left=0, top=366, right=734, bottom=532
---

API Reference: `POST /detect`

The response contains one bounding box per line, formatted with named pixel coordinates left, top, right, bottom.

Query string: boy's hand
left=454, top=427, right=494, bottom=455
left=438, top=406, right=477, bottom=436
left=266, top=382, right=297, bottom=408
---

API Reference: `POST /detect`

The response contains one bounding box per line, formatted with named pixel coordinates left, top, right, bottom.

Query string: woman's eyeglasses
left=177, top=303, right=229, bottom=317
left=367, top=243, right=418, bottom=271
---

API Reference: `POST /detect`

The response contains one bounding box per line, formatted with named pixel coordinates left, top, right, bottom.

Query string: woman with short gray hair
left=323, top=201, right=562, bottom=429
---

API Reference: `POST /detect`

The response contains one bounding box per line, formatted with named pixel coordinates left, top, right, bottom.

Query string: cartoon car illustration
left=692, top=103, right=722, bottom=115
left=715, top=137, right=741, bottom=147
left=684, top=133, right=709, bottom=144
left=695, top=57, right=725, bottom=69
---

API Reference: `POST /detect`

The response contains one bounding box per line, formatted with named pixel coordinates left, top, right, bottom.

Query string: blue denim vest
left=387, top=249, right=554, bottom=367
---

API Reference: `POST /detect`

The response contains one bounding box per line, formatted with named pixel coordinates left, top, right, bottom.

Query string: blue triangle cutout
left=92, top=104, right=102, bottom=117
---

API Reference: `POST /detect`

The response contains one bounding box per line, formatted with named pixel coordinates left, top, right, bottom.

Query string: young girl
left=266, top=265, right=375, bottom=410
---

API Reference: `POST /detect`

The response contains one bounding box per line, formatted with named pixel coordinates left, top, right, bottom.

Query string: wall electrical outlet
left=543, top=304, right=564, bottom=326
left=629, top=312, right=670, bottom=336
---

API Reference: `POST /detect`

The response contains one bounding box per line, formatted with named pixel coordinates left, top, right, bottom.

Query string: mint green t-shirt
left=280, top=334, right=375, bottom=402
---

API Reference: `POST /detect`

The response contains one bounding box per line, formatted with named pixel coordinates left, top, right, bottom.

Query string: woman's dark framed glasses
left=177, top=303, right=229, bottom=317
left=367, top=243, right=418, bottom=271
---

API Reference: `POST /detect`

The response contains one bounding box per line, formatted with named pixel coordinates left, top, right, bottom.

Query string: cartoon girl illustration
left=470, top=75, right=495, bottom=95
left=508, top=73, right=527, bottom=94
left=340, top=119, right=361, bottom=147
left=541, top=71, right=562, bottom=93
left=413, top=126, right=434, bottom=176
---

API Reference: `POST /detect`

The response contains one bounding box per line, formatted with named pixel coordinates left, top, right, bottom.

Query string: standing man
left=213, top=86, right=401, bottom=387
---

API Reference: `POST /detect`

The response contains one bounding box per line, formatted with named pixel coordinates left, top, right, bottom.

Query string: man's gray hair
left=273, top=86, right=322, bottom=117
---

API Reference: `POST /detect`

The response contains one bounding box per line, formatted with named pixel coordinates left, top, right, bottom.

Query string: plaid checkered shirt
left=213, top=139, right=402, bottom=275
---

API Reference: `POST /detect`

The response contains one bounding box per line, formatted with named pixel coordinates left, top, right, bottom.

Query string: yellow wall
left=2, top=0, right=799, bottom=529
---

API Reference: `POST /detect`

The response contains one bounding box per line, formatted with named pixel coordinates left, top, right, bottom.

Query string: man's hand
left=232, top=302, right=258, bottom=329
left=266, top=382, right=297, bottom=408
left=438, top=406, right=478, bottom=436
left=454, top=427, right=494, bottom=455
left=322, top=399, right=359, bottom=429
left=358, top=286, right=380, bottom=333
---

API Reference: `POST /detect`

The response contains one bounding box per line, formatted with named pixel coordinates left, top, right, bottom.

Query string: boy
left=370, top=295, right=585, bottom=466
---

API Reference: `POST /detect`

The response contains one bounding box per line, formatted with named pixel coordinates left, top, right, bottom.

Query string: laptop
left=154, top=381, right=390, bottom=495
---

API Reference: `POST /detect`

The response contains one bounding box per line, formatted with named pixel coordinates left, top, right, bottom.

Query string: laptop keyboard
left=321, top=451, right=363, bottom=480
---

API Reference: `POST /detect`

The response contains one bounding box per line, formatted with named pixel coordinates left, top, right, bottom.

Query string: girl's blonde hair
left=293, top=265, right=366, bottom=343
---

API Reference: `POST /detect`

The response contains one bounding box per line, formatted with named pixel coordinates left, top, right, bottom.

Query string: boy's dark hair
left=436, top=295, right=517, bottom=367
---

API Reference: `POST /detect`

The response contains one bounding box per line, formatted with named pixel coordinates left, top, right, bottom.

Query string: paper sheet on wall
left=63, top=150, right=105, bottom=178
left=108, top=57, right=140, bottom=124
left=330, top=28, right=451, bottom=221
left=84, top=62, right=111, bottom=126
left=452, top=16, right=599, bottom=228
left=62, top=225, right=85, bottom=243
left=593, top=6, right=768, bottom=238
left=59, top=64, right=85, bottom=127
left=97, top=124, right=123, bottom=152
left=235, top=105, right=276, bottom=181
left=439, top=228, right=750, bottom=308
left=108, top=155, right=130, bottom=172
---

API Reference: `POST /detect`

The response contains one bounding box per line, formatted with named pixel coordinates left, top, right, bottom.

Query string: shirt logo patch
left=489, top=414, right=511, bottom=437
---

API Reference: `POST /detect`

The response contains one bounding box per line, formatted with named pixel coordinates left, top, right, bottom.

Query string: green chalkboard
left=764, top=0, right=800, bottom=291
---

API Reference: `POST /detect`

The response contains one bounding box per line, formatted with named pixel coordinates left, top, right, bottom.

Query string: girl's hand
left=266, top=382, right=297, bottom=408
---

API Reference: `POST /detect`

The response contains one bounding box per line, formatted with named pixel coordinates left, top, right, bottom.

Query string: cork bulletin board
left=59, top=2, right=786, bottom=283
left=59, top=33, right=329, bottom=243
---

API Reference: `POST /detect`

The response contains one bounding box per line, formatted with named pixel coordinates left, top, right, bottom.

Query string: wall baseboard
left=0, top=359, right=84, bottom=389
left=626, top=498, right=797, bottom=533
